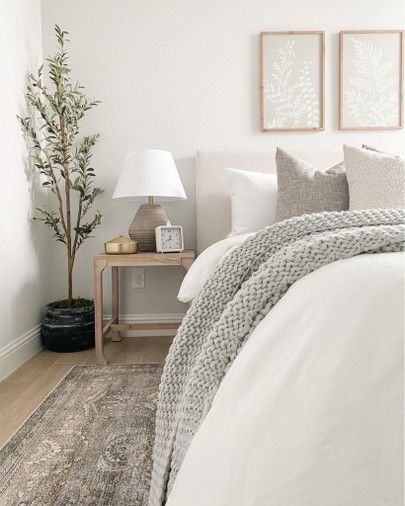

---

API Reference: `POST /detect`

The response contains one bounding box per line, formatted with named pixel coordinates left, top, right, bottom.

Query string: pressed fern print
left=345, top=38, right=397, bottom=127
left=263, top=39, right=320, bottom=129
left=341, top=31, right=403, bottom=129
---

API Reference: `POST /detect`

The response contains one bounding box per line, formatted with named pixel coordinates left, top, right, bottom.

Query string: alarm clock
left=155, top=224, right=184, bottom=253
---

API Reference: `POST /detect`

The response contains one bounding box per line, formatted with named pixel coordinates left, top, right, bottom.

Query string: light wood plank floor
left=0, top=336, right=172, bottom=446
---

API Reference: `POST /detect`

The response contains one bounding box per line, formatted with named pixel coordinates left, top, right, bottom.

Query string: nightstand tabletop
left=94, top=249, right=195, bottom=268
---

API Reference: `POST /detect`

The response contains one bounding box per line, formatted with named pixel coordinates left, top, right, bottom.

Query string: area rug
left=0, top=364, right=163, bottom=505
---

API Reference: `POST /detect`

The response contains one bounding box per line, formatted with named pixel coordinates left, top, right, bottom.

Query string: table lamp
left=113, top=149, right=187, bottom=251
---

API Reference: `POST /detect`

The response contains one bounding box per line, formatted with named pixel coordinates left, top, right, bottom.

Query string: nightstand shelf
left=93, top=250, right=195, bottom=365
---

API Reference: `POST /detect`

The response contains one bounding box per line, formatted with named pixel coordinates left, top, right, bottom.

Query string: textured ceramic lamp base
left=129, top=204, right=168, bottom=252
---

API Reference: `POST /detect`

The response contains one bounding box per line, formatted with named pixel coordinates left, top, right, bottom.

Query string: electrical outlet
left=132, top=268, right=145, bottom=289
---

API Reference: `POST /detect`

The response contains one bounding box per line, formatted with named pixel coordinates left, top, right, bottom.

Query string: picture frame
left=339, top=30, right=404, bottom=130
left=260, top=31, right=325, bottom=132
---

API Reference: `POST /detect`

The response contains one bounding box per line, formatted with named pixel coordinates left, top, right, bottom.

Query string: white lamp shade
left=113, top=149, right=187, bottom=203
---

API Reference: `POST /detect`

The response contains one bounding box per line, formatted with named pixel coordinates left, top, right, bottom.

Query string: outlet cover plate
left=132, top=268, right=145, bottom=289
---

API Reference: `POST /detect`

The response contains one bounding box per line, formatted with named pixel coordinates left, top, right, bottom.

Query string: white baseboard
left=0, top=313, right=185, bottom=382
left=0, top=324, right=42, bottom=382
left=104, top=313, right=185, bottom=337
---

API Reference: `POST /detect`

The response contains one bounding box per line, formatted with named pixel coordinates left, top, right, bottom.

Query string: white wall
left=0, top=0, right=47, bottom=378
left=40, top=0, right=405, bottom=316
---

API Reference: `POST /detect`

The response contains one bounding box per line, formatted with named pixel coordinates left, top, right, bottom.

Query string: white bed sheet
left=168, top=252, right=404, bottom=506
left=178, top=233, right=252, bottom=302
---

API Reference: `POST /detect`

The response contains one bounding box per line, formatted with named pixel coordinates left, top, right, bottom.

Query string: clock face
left=160, top=227, right=182, bottom=250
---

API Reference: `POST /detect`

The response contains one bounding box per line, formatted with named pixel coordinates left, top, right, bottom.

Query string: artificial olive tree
left=18, top=25, right=102, bottom=306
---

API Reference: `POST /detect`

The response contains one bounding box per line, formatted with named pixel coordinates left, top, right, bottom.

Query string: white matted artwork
left=340, top=30, right=404, bottom=130
left=260, top=31, right=325, bottom=132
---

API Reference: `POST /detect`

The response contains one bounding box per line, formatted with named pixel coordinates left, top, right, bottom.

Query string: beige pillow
left=344, top=145, right=405, bottom=210
left=275, top=148, right=349, bottom=222
left=362, top=144, right=401, bottom=158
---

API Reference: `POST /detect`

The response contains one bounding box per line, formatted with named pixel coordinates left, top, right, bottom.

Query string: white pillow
left=223, top=168, right=278, bottom=236
left=178, top=234, right=252, bottom=302
left=344, top=145, right=405, bottom=210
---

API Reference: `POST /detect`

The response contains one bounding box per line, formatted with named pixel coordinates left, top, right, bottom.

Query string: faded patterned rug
left=0, top=364, right=163, bottom=505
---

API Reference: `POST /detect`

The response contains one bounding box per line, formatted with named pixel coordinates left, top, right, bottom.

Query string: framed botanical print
left=260, top=31, right=325, bottom=132
left=339, top=30, right=404, bottom=130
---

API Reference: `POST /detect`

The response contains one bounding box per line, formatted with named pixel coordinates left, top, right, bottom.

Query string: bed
left=149, top=150, right=404, bottom=506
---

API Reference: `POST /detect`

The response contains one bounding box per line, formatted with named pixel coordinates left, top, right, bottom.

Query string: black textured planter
left=41, top=303, right=95, bottom=353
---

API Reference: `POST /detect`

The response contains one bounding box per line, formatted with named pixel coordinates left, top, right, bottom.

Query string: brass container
left=105, top=235, right=138, bottom=254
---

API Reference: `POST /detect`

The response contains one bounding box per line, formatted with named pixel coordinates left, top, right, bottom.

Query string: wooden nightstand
left=93, top=250, right=195, bottom=365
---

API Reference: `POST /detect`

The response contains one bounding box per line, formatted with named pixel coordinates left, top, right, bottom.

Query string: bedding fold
left=148, top=209, right=405, bottom=506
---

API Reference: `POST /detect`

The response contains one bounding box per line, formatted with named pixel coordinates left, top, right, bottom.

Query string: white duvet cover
left=168, top=252, right=404, bottom=506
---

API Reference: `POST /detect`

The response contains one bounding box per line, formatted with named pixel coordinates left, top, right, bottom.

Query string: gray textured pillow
left=275, top=148, right=349, bottom=222
left=344, top=144, right=405, bottom=211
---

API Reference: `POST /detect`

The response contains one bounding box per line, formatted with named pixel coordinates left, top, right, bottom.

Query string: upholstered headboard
left=196, top=149, right=342, bottom=253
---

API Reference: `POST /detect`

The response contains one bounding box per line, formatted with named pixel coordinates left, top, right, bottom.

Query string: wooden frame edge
left=339, top=31, right=343, bottom=130
left=339, top=29, right=404, bottom=130
left=259, top=32, right=265, bottom=131
left=260, top=30, right=325, bottom=133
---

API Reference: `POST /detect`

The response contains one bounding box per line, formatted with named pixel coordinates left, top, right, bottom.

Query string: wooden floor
left=0, top=336, right=172, bottom=446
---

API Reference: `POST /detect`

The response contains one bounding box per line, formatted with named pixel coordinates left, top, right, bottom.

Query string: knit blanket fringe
left=148, top=209, right=405, bottom=505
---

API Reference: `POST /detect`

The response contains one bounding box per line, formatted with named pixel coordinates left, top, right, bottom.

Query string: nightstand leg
left=94, top=259, right=107, bottom=365
left=111, top=266, right=121, bottom=342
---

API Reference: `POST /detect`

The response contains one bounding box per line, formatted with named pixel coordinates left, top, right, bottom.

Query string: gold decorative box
left=104, top=235, right=138, bottom=254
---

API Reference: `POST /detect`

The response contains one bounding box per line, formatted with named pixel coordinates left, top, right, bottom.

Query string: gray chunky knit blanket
left=149, top=209, right=405, bottom=505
